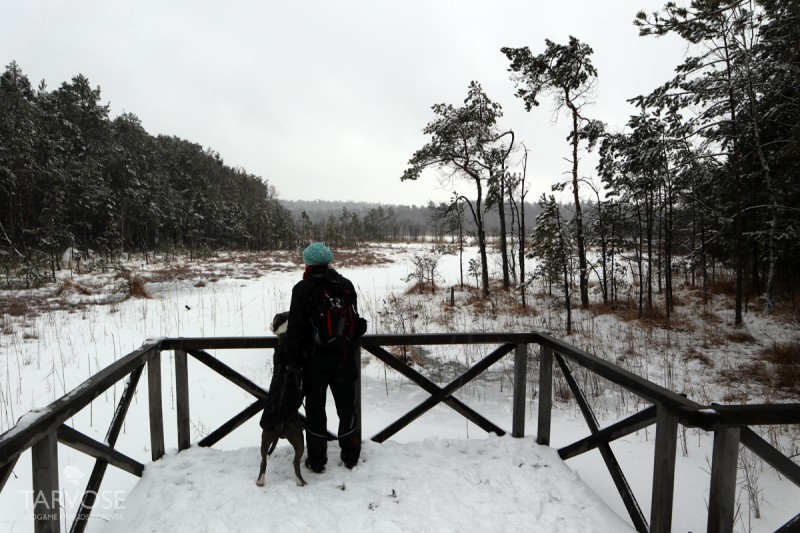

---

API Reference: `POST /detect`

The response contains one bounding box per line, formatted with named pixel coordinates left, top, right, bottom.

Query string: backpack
left=309, top=277, right=359, bottom=351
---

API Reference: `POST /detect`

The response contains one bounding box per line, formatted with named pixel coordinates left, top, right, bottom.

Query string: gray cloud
left=1, top=0, right=685, bottom=205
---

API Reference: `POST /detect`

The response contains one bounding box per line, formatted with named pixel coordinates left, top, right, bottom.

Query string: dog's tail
left=267, top=423, right=283, bottom=456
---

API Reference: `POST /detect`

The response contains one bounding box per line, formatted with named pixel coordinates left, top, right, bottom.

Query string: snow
left=104, top=438, right=632, bottom=533
left=0, top=242, right=798, bottom=532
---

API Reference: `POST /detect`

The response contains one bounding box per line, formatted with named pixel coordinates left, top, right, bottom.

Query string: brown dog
left=256, top=413, right=307, bottom=487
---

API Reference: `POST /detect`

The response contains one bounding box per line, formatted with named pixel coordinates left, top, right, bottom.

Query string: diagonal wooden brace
left=364, top=345, right=507, bottom=437
left=0, top=454, right=19, bottom=493
left=57, top=425, right=144, bottom=477
left=559, top=404, right=658, bottom=460
left=70, top=362, right=144, bottom=533
left=370, top=344, right=513, bottom=443
left=555, top=353, right=649, bottom=533
left=188, top=349, right=269, bottom=401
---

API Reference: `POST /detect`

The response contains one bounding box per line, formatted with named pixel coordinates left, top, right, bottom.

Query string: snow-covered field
left=0, top=242, right=798, bottom=532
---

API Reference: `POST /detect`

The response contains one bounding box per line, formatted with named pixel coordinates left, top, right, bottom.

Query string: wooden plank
left=559, top=405, right=657, bottom=460
left=187, top=349, right=269, bottom=401
left=198, top=400, right=264, bottom=448
left=707, top=427, right=740, bottom=533
left=175, top=349, right=191, bottom=452
left=363, top=345, right=505, bottom=436
left=147, top=351, right=165, bottom=462
left=707, top=403, right=800, bottom=427
left=511, top=343, right=528, bottom=438
left=537, top=346, right=553, bottom=446
left=56, top=425, right=143, bottom=477
left=740, top=427, right=800, bottom=487
left=537, top=332, right=701, bottom=419
left=650, top=408, right=679, bottom=533
left=362, top=332, right=537, bottom=346
left=162, top=337, right=278, bottom=351
left=555, top=353, right=649, bottom=533
left=0, top=342, right=157, bottom=463
left=70, top=363, right=144, bottom=533
left=371, top=344, right=513, bottom=443
left=162, top=332, right=539, bottom=352
left=775, top=513, right=800, bottom=532
left=0, top=453, right=19, bottom=493
left=31, top=431, right=60, bottom=533
left=105, top=363, right=144, bottom=447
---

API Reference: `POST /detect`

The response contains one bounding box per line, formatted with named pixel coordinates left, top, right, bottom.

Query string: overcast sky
left=1, top=0, right=685, bottom=206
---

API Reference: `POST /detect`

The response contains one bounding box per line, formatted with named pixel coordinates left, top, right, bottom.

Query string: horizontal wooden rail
left=535, top=332, right=704, bottom=422
left=0, top=341, right=158, bottom=467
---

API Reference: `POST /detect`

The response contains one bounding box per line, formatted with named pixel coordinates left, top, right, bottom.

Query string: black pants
left=304, top=358, right=360, bottom=467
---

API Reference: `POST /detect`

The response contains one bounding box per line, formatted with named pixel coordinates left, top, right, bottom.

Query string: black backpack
left=309, top=277, right=359, bottom=350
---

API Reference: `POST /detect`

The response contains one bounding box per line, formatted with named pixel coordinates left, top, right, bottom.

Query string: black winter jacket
left=284, top=267, right=362, bottom=367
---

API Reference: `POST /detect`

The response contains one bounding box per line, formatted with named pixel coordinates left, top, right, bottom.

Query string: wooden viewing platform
left=1, top=332, right=799, bottom=532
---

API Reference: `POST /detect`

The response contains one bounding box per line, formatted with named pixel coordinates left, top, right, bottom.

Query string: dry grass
left=682, top=347, right=714, bottom=367
left=55, top=280, right=93, bottom=296
left=5, top=300, right=29, bottom=316
left=758, top=341, right=800, bottom=394
left=128, top=276, right=149, bottom=299
left=727, top=329, right=757, bottom=344
left=717, top=342, right=800, bottom=398
left=707, top=276, right=738, bottom=298
left=405, top=281, right=437, bottom=295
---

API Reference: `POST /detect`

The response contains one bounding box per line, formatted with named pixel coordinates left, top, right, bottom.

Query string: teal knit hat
left=303, top=242, right=333, bottom=266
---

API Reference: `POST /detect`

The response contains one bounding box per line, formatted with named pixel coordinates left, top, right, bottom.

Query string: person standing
left=285, top=242, right=367, bottom=473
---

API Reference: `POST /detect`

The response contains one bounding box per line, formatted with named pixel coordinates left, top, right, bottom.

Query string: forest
left=1, top=0, right=798, bottom=325
left=400, top=0, right=799, bottom=326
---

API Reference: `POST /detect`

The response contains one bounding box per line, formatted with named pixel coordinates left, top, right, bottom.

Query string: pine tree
left=502, top=37, right=598, bottom=308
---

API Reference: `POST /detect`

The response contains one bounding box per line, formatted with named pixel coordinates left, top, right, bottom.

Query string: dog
left=256, top=312, right=307, bottom=487
left=256, top=411, right=307, bottom=487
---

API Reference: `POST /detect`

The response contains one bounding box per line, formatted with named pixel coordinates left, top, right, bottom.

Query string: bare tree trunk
left=722, top=32, right=745, bottom=325
left=556, top=208, right=572, bottom=335
left=496, top=169, right=510, bottom=290
left=567, top=102, right=589, bottom=308
left=744, top=58, right=778, bottom=311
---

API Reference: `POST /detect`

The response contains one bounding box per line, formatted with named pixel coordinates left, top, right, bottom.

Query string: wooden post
left=537, top=346, right=553, bottom=446
left=175, top=349, right=191, bottom=452
left=512, top=343, right=528, bottom=438
left=147, top=350, right=165, bottom=461
left=707, top=427, right=740, bottom=533
left=31, top=431, right=60, bottom=533
left=650, top=407, right=678, bottom=533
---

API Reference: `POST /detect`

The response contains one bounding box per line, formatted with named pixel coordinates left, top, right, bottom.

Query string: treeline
left=401, top=0, right=799, bottom=326
left=286, top=201, right=426, bottom=245
left=0, top=62, right=295, bottom=278
left=283, top=200, right=544, bottom=246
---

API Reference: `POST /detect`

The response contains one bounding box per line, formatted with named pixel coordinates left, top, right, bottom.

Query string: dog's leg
left=286, top=425, right=307, bottom=486
left=256, top=429, right=269, bottom=487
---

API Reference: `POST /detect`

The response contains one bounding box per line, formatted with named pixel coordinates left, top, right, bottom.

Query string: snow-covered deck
left=103, top=437, right=633, bottom=532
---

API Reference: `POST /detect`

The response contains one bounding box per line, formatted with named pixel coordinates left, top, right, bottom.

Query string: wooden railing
left=0, top=333, right=798, bottom=533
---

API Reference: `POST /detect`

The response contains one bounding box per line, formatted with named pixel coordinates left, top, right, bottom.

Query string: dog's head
left=271, top=311, right=290, bottom=337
